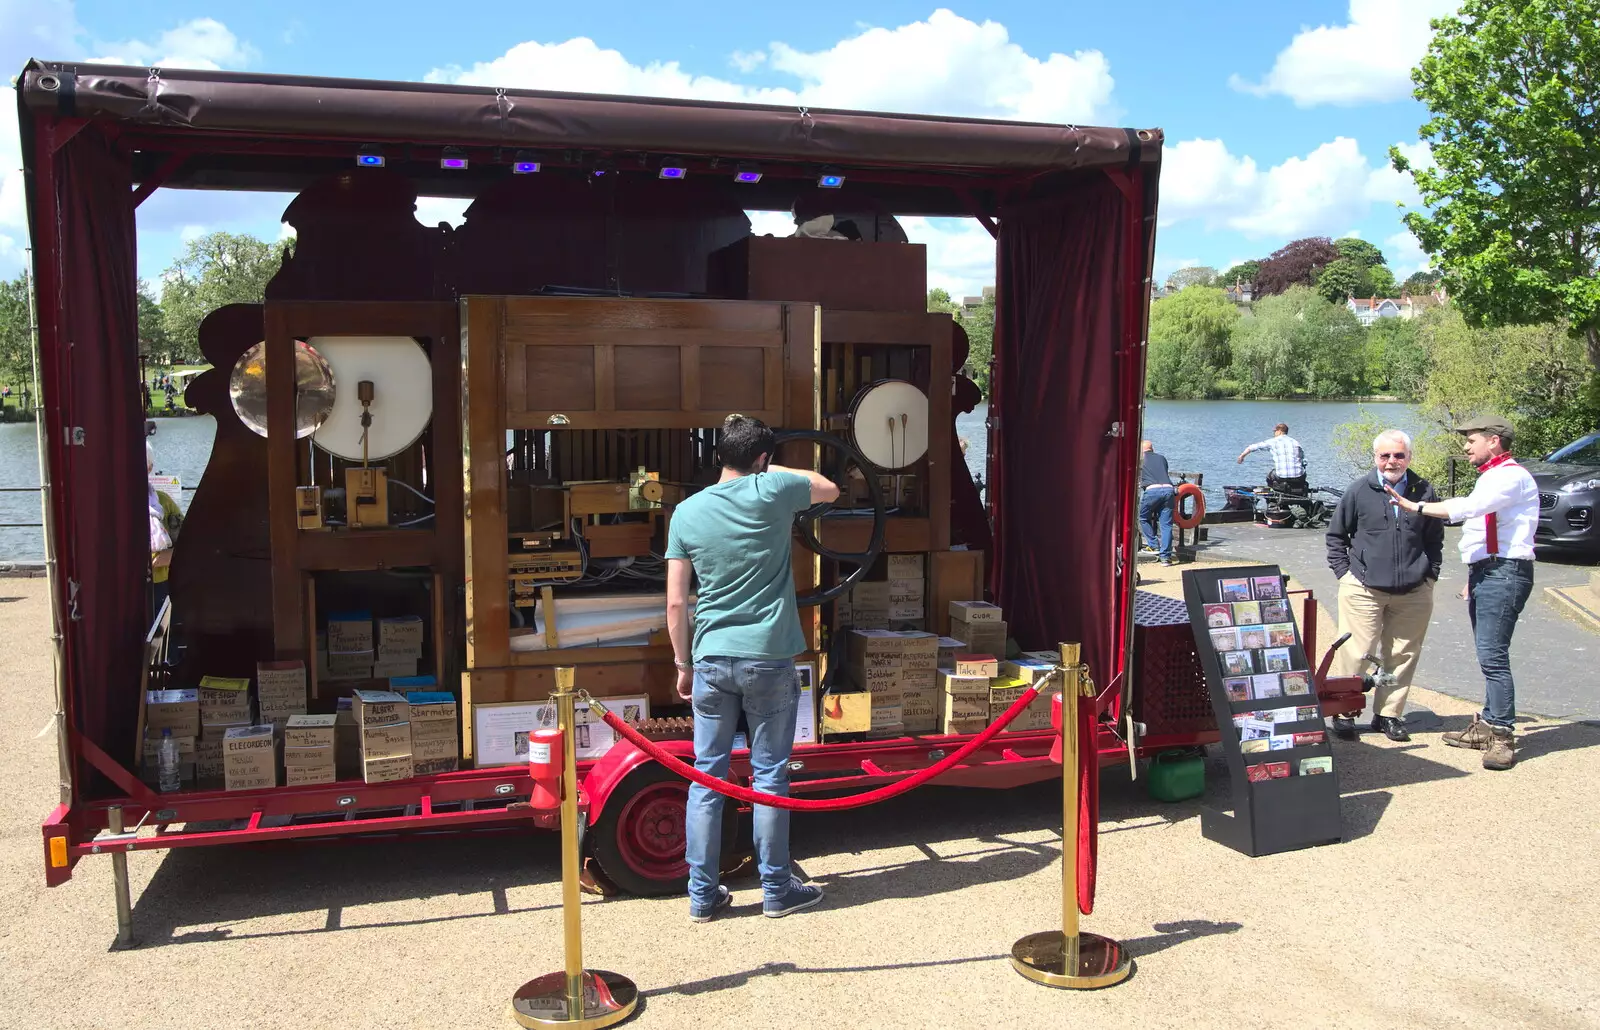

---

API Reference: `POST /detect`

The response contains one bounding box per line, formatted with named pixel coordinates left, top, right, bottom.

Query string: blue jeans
left=685, top=656, right=800, bottom=909
left=1467, top=558, right=1534, bottom=728
left=1139, top=486, right=1175, bottom=559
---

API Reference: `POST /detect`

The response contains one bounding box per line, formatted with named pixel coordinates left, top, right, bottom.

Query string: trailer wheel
left=590, top=762, right=740, bottom=897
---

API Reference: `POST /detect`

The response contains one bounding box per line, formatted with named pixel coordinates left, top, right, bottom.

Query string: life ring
left=1173, top=483, right=1206, bottom=529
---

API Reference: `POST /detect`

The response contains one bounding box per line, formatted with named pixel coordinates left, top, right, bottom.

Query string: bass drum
left=849, top=379, right=929, bottom=471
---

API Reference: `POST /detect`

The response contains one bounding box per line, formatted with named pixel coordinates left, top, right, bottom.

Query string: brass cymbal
left=228, top=339, right=336, bottom=440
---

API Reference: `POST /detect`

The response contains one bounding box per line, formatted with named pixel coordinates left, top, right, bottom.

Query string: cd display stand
left=1182, top=565, right=1343, bottom=856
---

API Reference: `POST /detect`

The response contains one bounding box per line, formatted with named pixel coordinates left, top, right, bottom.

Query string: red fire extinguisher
left=527, top=727, right=564, bottom=809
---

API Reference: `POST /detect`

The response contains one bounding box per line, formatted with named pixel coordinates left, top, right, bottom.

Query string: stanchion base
left=510, top=969, right=639, bottom=1029
left=1010, top=931, right=1132, bottom=990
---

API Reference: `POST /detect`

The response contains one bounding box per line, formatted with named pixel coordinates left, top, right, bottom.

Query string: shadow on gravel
left=642, top=952, right=1010, bottom=999
left=125, top=830, right=564, bottom=947
left=1123, top=918, right=1244, bottom=958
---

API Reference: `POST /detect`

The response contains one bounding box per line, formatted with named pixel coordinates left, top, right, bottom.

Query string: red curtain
left=993, top=173, right=1133, bottom=914
left=43, top=125, right=145, bottom=793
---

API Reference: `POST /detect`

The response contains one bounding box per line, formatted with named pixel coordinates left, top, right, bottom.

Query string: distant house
left=1223, top=280, right=1255, bottom=306
left=1347, top=287, right=1449, bottom=326
left=962, top=285, right=995, bottom=309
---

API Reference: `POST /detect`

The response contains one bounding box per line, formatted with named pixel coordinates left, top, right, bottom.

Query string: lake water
left=2, top=400, right=1420, bottom=562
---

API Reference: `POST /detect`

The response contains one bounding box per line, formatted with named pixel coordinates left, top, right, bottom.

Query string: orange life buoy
left=1173, top=483, right=1206, bottom=529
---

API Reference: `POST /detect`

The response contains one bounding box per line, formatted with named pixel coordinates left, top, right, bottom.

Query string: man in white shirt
left=1237, top=422, right=1308, bottom=495
left=1385, top=416, right=1538, bottom=770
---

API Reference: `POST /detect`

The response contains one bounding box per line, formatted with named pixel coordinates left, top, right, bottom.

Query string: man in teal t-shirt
left=665, top=415, right=838, bottom=922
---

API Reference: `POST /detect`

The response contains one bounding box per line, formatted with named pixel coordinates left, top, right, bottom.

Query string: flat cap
left=1454, top=415, right=1514, bottom=438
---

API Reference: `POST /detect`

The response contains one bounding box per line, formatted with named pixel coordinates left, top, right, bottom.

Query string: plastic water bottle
left=158, top=728, right=181, bottom=793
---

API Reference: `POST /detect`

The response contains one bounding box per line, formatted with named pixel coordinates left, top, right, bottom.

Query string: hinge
left=66, top=426, right=86, bottom=446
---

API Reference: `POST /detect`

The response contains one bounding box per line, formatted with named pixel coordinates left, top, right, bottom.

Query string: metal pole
left=1010, top=643, right=1131, bottom=990
left=510, top=668, right=637, bottom=1030
left=108, top=806, right=134, bottom=948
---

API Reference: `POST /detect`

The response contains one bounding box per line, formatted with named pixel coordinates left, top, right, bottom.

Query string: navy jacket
left=1325, top=470, right=1443, bottom=592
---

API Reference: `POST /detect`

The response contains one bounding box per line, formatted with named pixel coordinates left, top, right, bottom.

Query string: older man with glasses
left=1324, top=430, right=1444, bottom=741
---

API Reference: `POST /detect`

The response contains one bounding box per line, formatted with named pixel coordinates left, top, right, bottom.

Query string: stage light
left=817, top=168, right=845, bottom=188
left=592, top=157, right=615, bottom=178
left=734, top=162, right=762, bottom=184
left=440, top=147, right=469, bottom=170
left=356, top=145, right=385, bottom=168
left=658, top=157, right=688, bottom=180
left=512, top=150, right=541, bottom=174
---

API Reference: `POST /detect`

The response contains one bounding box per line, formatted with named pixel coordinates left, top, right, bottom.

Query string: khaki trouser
left=1334, top=574, right=1436, bottom=718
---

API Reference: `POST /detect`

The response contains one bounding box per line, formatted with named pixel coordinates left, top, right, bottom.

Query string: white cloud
left=1230, top=0, right=1458, bottom=106
left=746, top=211, right=795, bottom=238
left=1160, top=136, right=1422, bottom=239
left=1365, top=140, right=1432, bottom=209
left=92, top=17, right=257, bottom=71
left=729, top=50, right=765, bottom=74
left=1384, top=229, right=1430, bottom=277
left=901, top=217, right=995, bottom=299
left=428, top=9, right=1115, bottom=125
left=0, top=4, right=258, bottom=274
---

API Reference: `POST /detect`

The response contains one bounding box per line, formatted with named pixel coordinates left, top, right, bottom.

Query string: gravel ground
left=3, top=572, right=1600, bottom=1030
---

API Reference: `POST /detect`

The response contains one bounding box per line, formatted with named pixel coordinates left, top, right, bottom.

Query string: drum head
left=849, top=380, right=929, bottom=471
left=309, top=335, right=434, bottom=461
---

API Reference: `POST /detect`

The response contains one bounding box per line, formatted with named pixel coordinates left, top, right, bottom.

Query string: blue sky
left=2, top=1, right=1452, bottom=296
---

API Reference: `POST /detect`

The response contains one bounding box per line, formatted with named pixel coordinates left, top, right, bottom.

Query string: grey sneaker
left=1482, top=726, right=1516, bottom=771
left=1443, top=714, right=1495, bottom=751
left=689, top=885, right=731, bottom=923
left=763, top=877, right=824, bottom=918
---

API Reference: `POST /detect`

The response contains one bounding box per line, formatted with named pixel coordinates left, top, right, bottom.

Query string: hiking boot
left=1443, top=714, right=1495, bottom=751
left=1482, top=726, right=1516, bottom=771
left=763, top=877, right=825, bottom=918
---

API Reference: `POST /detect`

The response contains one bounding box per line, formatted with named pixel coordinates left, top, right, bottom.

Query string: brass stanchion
left=1011, top=642, right=1133, bottom=989
left=511, top=668, right=639, bottom=1029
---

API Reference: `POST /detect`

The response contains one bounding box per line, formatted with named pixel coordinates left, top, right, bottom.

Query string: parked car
left=1526, top=431, right=1600, bottom=557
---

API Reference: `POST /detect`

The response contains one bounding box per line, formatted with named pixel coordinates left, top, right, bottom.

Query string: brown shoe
left=1443, top=714, right=1495, bottom=751
left=1482, top=726, right=1516, bottom=771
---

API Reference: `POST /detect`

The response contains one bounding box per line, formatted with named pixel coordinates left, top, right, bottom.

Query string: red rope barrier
left=592, top=685, right=1050, bottom=812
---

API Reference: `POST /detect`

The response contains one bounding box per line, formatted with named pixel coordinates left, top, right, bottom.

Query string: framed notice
left=1183, top=565, right=1342, bottom=857
left=472, top=695, right=650, bottom=768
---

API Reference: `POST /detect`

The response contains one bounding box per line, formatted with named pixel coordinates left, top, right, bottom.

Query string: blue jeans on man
left=1467, top=558, right=1534, bottom=728
left=685, top=656, right=799, bottom=911
left=1139, top=485, right=1175, bottom=560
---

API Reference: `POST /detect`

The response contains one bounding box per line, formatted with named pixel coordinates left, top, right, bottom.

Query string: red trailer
left=16, top=62, right=1363, bottom=927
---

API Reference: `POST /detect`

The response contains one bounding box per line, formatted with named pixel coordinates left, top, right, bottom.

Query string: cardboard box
left=412, top=735, right=459, bottom=762
left=820, top=688, right=872, bottom=736
left=142, top=731, right=196, bottom=757
left=392, top=675, right=438, bottom=693
left=283, top=713, right=338, bottom=749
left=953, top=618, right=1007, bottom=657
left=887, top=554, right=925, bottom=579
left=372, top=656, right=418, bottom=679
left=949, top=600, right=1003, bottom=623
left=282, top=744, right=335, bottom=769
left=362, top=753, right=414, bottom=784
left=377, top=614, right=425, bottom=659
left=1000, top=659, right=1060, bottom=689
left=851, top=581, right=891, bottom=606
left=870, top=702, right=904, bottom=736
left=326, top=611, right=374, bottom=653
left=954, top=654, right=999, bottom=677
left=899, top=688, right=939, bottom=733
left=413, top=756, right=459, bottom=776
left=351, top=689, right=410, bottom=728
left=198, top=676, right=252, bottom=723
left=223, top=725, right=276, bottom=791
left=195, top=736, right=225, bottom=782
left=359, top=722, right=413, bottom=760
left=887, top=577, right=925, bottom=598
left=285, top=764, right=337, bottom=786
left=407, top=690, right=458, bottom=725
left=1001, top=697, right=1057, bottom=733
left=326, top=650, right=375, bottom=680
left=145, top=689, right=201, bottom=738
left=887, top=601, right=926, bottom=621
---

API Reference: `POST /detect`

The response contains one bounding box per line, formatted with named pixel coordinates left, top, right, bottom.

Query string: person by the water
left=1237, top=422, right=1308, bottom=495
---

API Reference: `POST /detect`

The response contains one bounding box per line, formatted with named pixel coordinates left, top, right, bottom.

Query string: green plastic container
left=1146, top=750, right=1206, bottom=802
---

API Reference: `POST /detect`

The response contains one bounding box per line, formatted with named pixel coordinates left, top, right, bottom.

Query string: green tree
left=0, top=273, right=35, bottom=405
left=136, top=280, right=174, bottom=365
left=1230, top=285, right=1365, bottom=398
left=1395, top=0, right=1600, bottom=367
left=159, top=232, right=291, bottom=363
left=1368, top=264, right=1398, bottom=298
left=1364, top=317, right=1428, bottom=398
left=926, top=287, right=960, bottom=314
left=1255, top=237, right=1342, bottom=296
left=1402, top=269, right=1442, bottom=295
left=1315, top=259, right=1373, bottom=304
left=1219, top=260, right=1261, bottom=286
left=957, top=294, right=995, bottom=397
left=1145, top=286, right=1239, bottom=398
left=1165, top=266, right=1218, bottom=292
left=1334, top=238, right=1388, bottom=269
